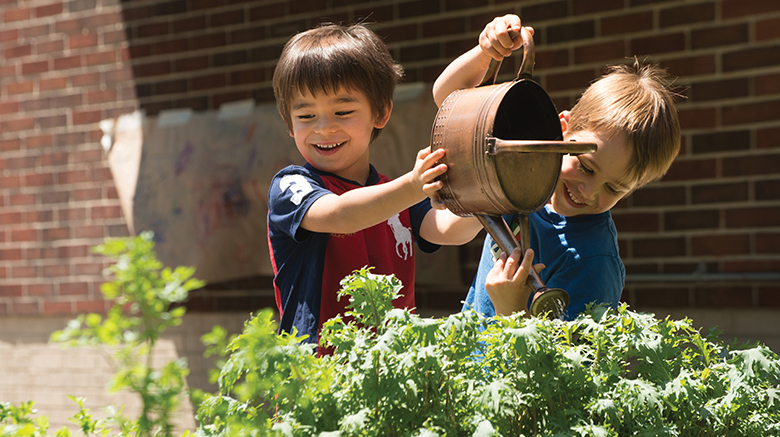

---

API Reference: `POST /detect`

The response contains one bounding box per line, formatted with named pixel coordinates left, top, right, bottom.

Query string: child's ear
left=559, top=110, right=570, bottom=136
left=374, top=102, right=393, bottom=129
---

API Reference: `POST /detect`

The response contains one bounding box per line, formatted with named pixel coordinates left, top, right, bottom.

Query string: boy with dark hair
left=433, top=15, right=681, bottom=319
left=269, top=23, right=482, bottom=347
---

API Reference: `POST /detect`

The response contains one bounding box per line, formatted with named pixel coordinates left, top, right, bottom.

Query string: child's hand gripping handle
left=476, top=214, right=569, bottom=318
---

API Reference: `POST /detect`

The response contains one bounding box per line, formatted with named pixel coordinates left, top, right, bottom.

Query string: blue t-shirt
left=267, top=163, right=438, bottom=345
left=462, top=205, right=624, bottom=320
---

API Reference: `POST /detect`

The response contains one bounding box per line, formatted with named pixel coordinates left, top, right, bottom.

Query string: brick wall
left=1, top=0, right=135, bottom=316
left=2, top=0, right=780, bottom=317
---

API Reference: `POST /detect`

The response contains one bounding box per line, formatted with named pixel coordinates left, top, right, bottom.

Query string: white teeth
left=568, top=187, right=585, bottom=205
left=315, top=141, right=344, bottom=149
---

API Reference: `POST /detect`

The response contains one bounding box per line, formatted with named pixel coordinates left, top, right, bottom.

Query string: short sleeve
left=267, top=166, right=331, bottom=242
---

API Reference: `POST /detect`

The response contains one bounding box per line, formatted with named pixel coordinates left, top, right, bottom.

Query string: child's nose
left=314, top=116, right=337, bottom=133
left=579, top=182, right=596, bottom=200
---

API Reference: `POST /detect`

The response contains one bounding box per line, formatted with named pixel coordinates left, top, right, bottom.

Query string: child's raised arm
left=300, top=147, right=447, bottom=235
left=432, top=14, right=532, bottom=107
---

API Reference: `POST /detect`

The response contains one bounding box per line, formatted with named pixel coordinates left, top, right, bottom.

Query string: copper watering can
left=430, top=28, right=596, bottom=318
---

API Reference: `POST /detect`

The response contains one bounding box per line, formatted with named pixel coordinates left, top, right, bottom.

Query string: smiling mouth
left=314, top=141, right=345, bottom=150
left=566, top=186, right=586, bottom=206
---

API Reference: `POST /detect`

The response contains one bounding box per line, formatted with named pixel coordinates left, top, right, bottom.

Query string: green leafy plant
left=50, top=232, right=205, bottom=437
left=197, top=267, right=780, bottom=437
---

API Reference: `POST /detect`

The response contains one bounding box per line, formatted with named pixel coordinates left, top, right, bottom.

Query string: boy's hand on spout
left=479, top=14, right=534, bottom=61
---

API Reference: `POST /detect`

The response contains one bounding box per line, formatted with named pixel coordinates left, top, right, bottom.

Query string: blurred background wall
left=2, top=0, right=779, bottom=428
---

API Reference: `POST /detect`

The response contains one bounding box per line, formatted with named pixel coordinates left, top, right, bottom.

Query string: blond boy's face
left=549, top=128, right=636, bottom=217
left=288, top=86, right=390, bottom=183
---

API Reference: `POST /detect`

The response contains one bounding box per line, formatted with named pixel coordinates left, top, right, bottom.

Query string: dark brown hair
left=272, top=23, right=404, bottom=142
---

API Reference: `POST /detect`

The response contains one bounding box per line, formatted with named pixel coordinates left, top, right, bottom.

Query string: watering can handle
left=478, top=26, right=536, bottom=87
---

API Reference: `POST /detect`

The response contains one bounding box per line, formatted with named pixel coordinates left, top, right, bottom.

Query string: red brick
left=7, top=156, right=37, bottom=170
left=42, top=264, right=70, bottom=277
left=57, top=169, right=89, bottom=184
left=758, top=287, right=780, bottom=307
left=73, top=188, right=102, bottom=201
left=26, top=284, right=53, bottom=296
left=601, top=11, right=653, bottom=36
left=612, top=212, right=660, bottom=232
left=723, top=154, right=780, bottom=177
left=690, top=78, right=748, bottom=102
left=25, top=135, right=53, bottom=149
left=0, top=285, right=24, bottom=297
left=633, top=287, right=690, bottom=308
left=173, top=15, right=207, bottom=33
left=0, top=139, right=21, bottom=152
left=662, top=54, right=717, bottom=77
left=10, top=194, right=35, bottom=206
left=630, top=185, right=687, bottom=207
left=663, top=158, right=717, bottom=181
left=11, top=266, right=38, bottom=278
left=756, top=17, right=780, bottom=41
left=54, top=55, right=82, bottom=70
left=723, top=44, right=780, bottom=73
left=756, top=233, right=780, bottom=254
left=756, top=179, right=780, bottom=201
left=23, top=210, right=54, bottom=223
left=574, top=41, right=625, bottom=64
left=21, top=24, right=49, bottom=39
left=721, top=0, right=780, bottom=19
left=74, top=225, right=105, bottom=239
left=695, top=286, right=752, bottom=308
left=725, top=206, right=780, bottom=228
left=548, top=20, right=596, bottom=44
left=25, top=172, right=54, bottom=187
left=3, top=8, right=31, bottom=22
left=633, top=236, right=687, bottom=257
left=85, top=50, right=117, bottom=66
left=39, top=76, right=67, bottom=92
left=5, top=117, right=36, bottom=132
left=0, top=212, right=22, bottom=225
left=43, top=301, right=73, bottom=315
left=573, top=0, right=622, bottom=14
left=660, top=4, right=715, bottom=28
left=22, top=60, right=49, bottom=75
left=37, top=39, right=65, bottom=55
left=0, top=248, right=23, bottom=261
left=35, top=2, right=64, bottom=18
left=665, top=209, right=720, bottom=231
left=546, top=69, right=596, bottom=92
left=723, top=259, right=780, bottom=273
left=11, top=228, right=38, bottom=242
left=76, top=299, right=109, bottom=313
left=7, top=80, right=34, bottom=95
left=42, top=227, right=70, bottom=241
left=91, top=205, right=123, bottom=219
left=691, top=233, right=750, bottom=256
left=691, top=129, right=749, bottom=154
left=678, top=108, right=717, bottom=129
left=692, top=182, right=749, bottom=204
left=40, top=190, right=70, bottom=204
left=0, top=175, right=22, bottom=189
left=72, top=110, right=103, bottom=125
left=248, top=2, right=285, bottom=21
left=630, top=32, right=686, bottom=55
left=59, top=282, right=89, bottom=296
left=134, top=61, right=172, bottom=77
left=692, top=24, right=749, bottom=50
left=5, top=43, right=32, bottom=58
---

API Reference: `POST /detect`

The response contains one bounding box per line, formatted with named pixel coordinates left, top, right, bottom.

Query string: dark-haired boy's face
left=550, top=128, right=635, bottom=217
left=288, top=86, right=390, bottom=184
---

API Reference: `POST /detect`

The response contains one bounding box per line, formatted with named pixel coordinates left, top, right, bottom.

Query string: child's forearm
left=419, top=210, right=482, bottom=245
left=432, top=45, right=492, bottom=107
left=300, top=172, right=426, bottom=235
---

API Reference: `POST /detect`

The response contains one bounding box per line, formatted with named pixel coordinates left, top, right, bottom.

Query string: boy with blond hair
left=269, top=23, right=482, bottom=348
left=433, top=15, right=681, bottom=319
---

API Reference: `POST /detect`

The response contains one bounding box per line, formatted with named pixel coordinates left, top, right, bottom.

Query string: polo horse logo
left=387, top=214, right=413, bottom=260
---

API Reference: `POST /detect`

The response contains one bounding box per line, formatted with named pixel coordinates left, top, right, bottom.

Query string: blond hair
left=567, top=60, right=681, bottom=188
left=272, top=23, right=404, bottom=142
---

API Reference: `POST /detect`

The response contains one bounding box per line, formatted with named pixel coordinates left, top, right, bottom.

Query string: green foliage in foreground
left=198, top=267, right=780, bottom=437
left=48, top=232, right=203, bottom=437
